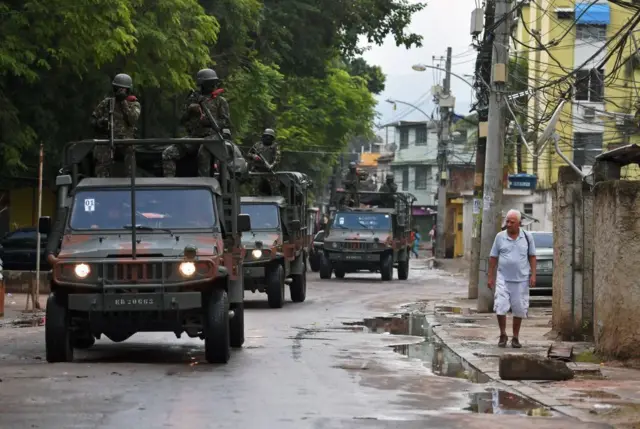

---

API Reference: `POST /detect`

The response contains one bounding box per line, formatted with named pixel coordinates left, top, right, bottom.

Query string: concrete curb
left=423, top=306, right=595, bottom=423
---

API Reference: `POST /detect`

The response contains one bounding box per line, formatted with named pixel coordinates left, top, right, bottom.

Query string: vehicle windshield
left=332, top=212, right=391, bottom=230
left=241, top=204, right=280, bottom=230
left=531, top=232, right=553, bottom=249
left=70, top=188, right=216, bottom=230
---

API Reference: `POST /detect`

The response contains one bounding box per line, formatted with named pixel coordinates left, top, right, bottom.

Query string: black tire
left=267, top=265, right=285, bottom=308
left=204, top=288, right=230, bottom=364
left=309, top=254, right=320, bottom=272
left=334, top=269, right=346, bottom=279
left=398, top=253, right=409, bottom=280
left=319, top=255, right=332, bottom=279
left=381, top=254, right=393, bottom=281
left=45, top=293, right=73, bottom=363
left=290, top=269, right=307, bottom=303
left=72, top=335, right=96, bottom=350
left=229, top=303, right=244, bottom=348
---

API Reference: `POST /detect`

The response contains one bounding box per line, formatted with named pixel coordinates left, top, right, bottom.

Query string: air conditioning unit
left=583, top=107, right=596, bottom=120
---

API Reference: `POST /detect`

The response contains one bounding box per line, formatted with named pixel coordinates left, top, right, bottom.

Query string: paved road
left=0, top=266, right=610, bottom=429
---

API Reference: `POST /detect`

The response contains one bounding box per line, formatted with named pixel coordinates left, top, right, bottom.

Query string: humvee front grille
left=102, top=263, right=172, bottom=283
left=342, top=241, right=374, bottom=250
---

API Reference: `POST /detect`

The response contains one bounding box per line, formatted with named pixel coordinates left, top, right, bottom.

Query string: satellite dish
left=537, top=100, right=566, bottom=147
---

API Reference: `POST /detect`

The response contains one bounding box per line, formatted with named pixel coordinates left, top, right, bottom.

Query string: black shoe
left=498, top=334, right=508, bottom=348
left=511, top=337, right=522, bottom=348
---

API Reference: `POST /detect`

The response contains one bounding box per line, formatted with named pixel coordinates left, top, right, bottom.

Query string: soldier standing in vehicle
left=248, top=128, right=281, bottom=195
left=90, top=73, right=141, bottom=178
left=248, top=129, right=280, bottom=172
left=343, top=162, right=367, bottom=206
left=163, top=68, right=231, bottom=177
left=378, top=174, right=398, bottom=208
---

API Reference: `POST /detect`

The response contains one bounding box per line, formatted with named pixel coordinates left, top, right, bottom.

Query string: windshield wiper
left=123, top=224, right=173, bottom=235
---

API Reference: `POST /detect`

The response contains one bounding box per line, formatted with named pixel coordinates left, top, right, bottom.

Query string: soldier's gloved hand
left=115, top=88, right=127, bottom=102
left=188, top=103, right=201, bottom=116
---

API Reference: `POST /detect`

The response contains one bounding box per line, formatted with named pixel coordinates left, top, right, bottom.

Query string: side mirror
left=237, top=214, right=251, bottom=233
left=38, top=216, right=52, bottom=235
left=290, top=220, right=301, bottom=231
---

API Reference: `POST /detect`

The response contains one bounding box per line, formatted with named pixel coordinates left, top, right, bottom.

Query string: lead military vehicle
left=240, top=172, right=312, bottom=308
left=320, top=190, right=415, bottom=281
left=39, top=138, right=250, bottom=364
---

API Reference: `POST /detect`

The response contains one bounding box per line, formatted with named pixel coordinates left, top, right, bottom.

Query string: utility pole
left=435, top=47, right=452, bottom=259
left=477, top=0, right=512, bottom=312
left=532, top=7, right=543, bottom=175
left=468, top=2, right=495, bottom=298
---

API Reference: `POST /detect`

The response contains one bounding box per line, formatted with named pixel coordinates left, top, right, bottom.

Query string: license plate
left=344, top=254, right=364, bottom=260
left=104, top=294, right=161, bottom=311
left=537, top=261, right=552, bottom=270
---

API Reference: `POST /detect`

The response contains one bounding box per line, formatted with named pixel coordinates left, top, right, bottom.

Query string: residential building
left=388, top=120, right=439, bottom=232
left=515, top=0, right=640, bottom=185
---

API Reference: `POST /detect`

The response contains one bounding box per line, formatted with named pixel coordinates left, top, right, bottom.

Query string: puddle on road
left=436, top=306, right=477, bottom=315
left=465, top=388, right=555, bottom=416
left=352, top=315, right=490, bottom=383
left=348, top=314, right=556, bottom=417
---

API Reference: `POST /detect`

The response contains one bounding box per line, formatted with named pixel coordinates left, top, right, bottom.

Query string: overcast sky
left=360, top=0, right=480, bottom=137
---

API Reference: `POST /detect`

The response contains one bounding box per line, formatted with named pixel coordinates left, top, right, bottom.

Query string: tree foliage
left=0, top=0, right=425, bottom=186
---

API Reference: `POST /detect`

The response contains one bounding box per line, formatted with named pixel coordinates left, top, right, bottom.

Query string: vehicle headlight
left=332, top=242, right=338, bottom=249
left=179, top=262, right=196, bottom=276
left=74, top=263, right=90, bottom=279
left=251, top=249, right=263, bottom=259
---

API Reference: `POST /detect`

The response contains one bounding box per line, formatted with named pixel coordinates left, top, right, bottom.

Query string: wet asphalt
left=0, top=266, right=612, bottom=429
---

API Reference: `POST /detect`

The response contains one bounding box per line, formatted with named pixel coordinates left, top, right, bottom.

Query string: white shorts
left=493, top=275, right=529, bottom=318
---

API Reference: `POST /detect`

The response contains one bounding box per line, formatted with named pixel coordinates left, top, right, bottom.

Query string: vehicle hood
left=242, top=231, right=282, bottom=248
left=325, top=229, right=391, bottom=243
left=58, top=232, right=224, bottom=259
left=535, top=248, right=553, bottom=258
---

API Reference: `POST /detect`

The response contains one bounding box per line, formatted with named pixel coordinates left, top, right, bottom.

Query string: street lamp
left=412, top=63, right=482, bottom=89
left=385, top=98, right=432, bottom=121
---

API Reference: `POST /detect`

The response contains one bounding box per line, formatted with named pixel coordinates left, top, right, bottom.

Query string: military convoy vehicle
left=320, top=190, right=416, bottom=281
left=39, top=138, right=250, bottom=364
left=240, top=172, right=312, bottom=308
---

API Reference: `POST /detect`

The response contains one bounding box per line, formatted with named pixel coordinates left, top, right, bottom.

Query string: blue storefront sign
left=508, top=174, right=537, bottom=190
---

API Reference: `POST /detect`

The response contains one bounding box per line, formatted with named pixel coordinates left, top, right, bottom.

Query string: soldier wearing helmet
left=378, top=174, right=398, bottom=208
left=90, top=73, right=141, bottom=178
left=163, top=68, right=231, bottom=178
left=343, top=162, right=368, bottom=207
left=247, top=128, right=281, bottom=195
left=248, top=128, right=280, bottom=172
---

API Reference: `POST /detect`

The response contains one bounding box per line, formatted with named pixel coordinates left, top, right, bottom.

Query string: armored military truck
left=240, top=172, right=311, bottom=308
left=38, top=138, right=250, bottom=364
left=320, top=190, right=415, bottom=281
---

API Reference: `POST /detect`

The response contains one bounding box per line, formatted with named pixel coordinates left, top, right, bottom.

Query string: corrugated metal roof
left=595, top=144, right=640, bottom=166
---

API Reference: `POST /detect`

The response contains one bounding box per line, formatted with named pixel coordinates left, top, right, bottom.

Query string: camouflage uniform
left=249, top=129, right=281, bottom=195
left=163, top=89, right=231, bottom=177
left=91, top=75, right=141, bottom=178
left=378, top=176, right=398, bottom=208
left=343, top=162, right=367, bottom=206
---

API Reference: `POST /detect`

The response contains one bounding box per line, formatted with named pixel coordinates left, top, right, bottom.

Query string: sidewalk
left=0, top=293, right=46, bottom=328
left=427, top=258, right=640, bottom=428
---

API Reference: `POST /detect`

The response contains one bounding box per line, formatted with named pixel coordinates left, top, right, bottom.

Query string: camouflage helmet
left=112, top=73, right=133, bottom=89
left=386, top=174, right=394, bottom=182
left=349, top=161, right=357, bottom=169
left=196, top=68, right=219, bottom=87
left=262, top=128, right=276, bottom=139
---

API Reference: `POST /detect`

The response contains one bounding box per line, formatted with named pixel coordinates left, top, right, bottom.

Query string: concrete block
left=499, top=354, right=574, bottom=381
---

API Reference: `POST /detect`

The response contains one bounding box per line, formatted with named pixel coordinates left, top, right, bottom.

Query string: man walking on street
left=488, top=209, right=536, bottom=348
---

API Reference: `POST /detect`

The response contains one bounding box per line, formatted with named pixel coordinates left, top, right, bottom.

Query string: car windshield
left=332, top=212, right=391, bottom=230
left=531, top=232, right=553, bottom=249
left=70, top=188, right=216, bottom=230
left=241, top=204, right=280, bottom=230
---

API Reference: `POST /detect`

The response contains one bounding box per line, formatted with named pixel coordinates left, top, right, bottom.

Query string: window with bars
left=402, top=167, right=409, bottom=191
left=573, top=133, right=603, bottom=168
left=415, top=127, right=427, bottom=146
left=576, top=24, right=607, bottom=42
left=523, top=203, right=533, bottom=216
left=399, top=129, right=409, bottom=149
left=415, top=166, right=429, bottom=190
left=575, top=69, right=604, bottom=102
